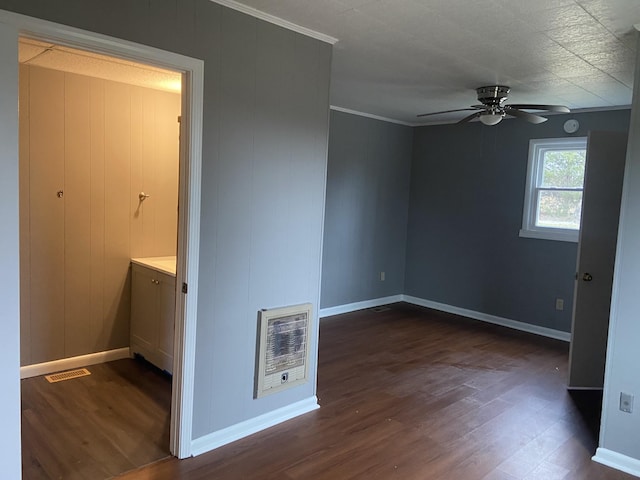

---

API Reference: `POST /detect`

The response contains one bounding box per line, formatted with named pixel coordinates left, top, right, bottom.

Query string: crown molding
left=414, top=105, right=633, bottom=127
left=569, top=105, right=632, bottom=114
left=210, top=0, right=338, bottom=45
left=330, top=106, right=414, bottom=126
left=332, top=104, right=633, bottom=128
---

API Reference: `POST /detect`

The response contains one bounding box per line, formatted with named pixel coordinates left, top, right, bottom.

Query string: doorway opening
left=16, top=23, right=202, bottom=476
left=18, top=37, right=180, bottom=477
left=0, top=12, right=204, bottom=472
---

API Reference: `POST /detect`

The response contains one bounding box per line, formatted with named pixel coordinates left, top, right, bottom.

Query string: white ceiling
left=18, top=38, right=182, bottom=93
left=219, top=0, right=640, bottom=125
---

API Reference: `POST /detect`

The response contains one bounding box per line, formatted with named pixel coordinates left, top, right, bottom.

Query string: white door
left=0, top=19, right=23, bottom=479
left=568, top=131, right=628, bottom=389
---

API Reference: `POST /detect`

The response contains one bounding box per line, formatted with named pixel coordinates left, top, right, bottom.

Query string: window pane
left=536, top=190, right=583, bottom=229
left=541, top=150, right=586, bottom=188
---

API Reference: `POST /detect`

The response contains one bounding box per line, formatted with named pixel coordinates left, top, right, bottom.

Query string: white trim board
left=569, top=105, right=632, bottom=115
left=0, top=8, right=203, bottom=460
left=20, top=348, right=130, bottom=379
left=320, top=295, right=570, bottom=342
left=332, top=102, right=632, bottom=131
left=191, top=396, right=319, bottom=456
left=319, top=295, right=403, bottom=318
left=403, top=295, right=571, bottom=342
left=330, top=106, right=414, bottom=127
left=210, top=0, right=338, bottom=45
left=415, top=106, right=633, bottom=128
left=593, top=448, right=640, bottom=478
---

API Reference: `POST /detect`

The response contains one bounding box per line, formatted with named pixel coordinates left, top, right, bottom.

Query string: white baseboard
left=593, top=448, right=640, bottom=477
left=319, top=294, right=571, bottom=341
left=402, top=295, right=571, bottom=342
left=191, top=396, right=319, bottom=456
left=319, top=295, right=403, bottom=318
left=20, top=347, right=131, bottom=379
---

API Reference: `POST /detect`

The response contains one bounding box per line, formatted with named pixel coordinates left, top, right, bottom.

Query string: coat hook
left=139, top=192, right=151, bottom=201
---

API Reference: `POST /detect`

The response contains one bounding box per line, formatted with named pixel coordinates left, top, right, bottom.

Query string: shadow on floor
left=568, top=389, right=603, bottom=439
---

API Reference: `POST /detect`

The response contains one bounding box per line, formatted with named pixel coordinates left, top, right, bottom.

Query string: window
left=520, top=137, right=587, bottom=242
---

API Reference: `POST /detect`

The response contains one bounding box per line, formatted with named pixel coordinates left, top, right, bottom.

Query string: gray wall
left=406, top=110, right=630, bottom=332
left=0, top=0, right=331, bottom=444
left=0, top=23, right=21, bottom=480
left=321, top=110, right=412, bottom=308
left=600, top=31, right=640, bottom=462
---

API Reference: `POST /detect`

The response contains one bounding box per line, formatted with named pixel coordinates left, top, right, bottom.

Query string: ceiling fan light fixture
left=479, top=112, right=503, bottom=126
left=417, top=85, right=569, bottom=126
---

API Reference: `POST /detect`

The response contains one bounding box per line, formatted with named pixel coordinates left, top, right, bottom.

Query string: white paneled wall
left=20, top=64, right=180, bottom=366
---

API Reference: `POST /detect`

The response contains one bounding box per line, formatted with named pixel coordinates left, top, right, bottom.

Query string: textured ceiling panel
left=18, top=38, right=181, bottom=93
left=229, top=0, right=639, bottom=124
left=578, top=0, right=640, bottom=33
left=15, top=2, right=637, bottom=124
left=18, top=39, right=52, bottom=63
left=525, top=4, right=597, bottom=30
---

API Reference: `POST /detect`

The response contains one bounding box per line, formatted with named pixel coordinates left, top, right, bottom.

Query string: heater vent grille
left=255, top=303, right=312, bottom=398
left=45, top=368, right=91, bottom=383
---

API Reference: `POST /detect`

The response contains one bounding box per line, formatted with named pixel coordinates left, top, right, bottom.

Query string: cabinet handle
left=151, top=279, right=160, bottom=285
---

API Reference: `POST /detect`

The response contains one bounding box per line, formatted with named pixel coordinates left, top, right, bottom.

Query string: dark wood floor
left=113, top=303, right=634, bottom=480
left=21, top=357, right=172, bottom=479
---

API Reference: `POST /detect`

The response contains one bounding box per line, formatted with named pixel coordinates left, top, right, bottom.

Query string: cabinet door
left=130, top=265, right=159, bottom=363
left=157, top=272, right=176, bottom=374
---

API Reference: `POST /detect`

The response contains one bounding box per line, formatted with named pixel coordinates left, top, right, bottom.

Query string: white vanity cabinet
left=130, top=257, right=176, bottom=374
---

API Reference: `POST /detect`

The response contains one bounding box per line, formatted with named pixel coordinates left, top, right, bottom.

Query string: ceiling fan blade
left=506, top=104, right=570, bottom=113
left=504, top=107, right=547, bottom=124
left=417, top=107, right=479, bottom=118
left=457, top=111, right=483, bottom=124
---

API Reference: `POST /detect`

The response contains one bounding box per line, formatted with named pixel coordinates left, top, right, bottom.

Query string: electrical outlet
left=555, top=298, right=564, bottom=311
left=620, top=392, right=634, bottom=413
left=380, top=271, right=385, bottom=281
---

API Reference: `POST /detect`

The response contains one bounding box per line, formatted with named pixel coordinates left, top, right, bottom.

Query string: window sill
left=519, top=228, right=578, bottom=243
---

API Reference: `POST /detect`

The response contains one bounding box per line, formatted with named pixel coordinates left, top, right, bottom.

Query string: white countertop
left=131, top=256, right=176, bottom=276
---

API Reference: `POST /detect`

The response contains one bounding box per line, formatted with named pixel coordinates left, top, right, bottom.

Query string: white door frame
left=0, top=9, right=203, bottom=459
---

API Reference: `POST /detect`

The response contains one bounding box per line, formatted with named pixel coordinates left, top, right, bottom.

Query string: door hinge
left=182, top=282, right=188, bottom=294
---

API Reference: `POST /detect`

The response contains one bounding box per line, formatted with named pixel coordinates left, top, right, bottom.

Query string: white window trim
left=519, top=137, right=588, bottom=243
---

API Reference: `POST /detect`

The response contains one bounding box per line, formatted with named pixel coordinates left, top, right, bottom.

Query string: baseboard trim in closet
left=20, top=347, right=131, bottom=379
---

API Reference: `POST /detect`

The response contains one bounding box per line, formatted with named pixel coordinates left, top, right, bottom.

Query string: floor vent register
left=45, top=368, right=91, bottom=383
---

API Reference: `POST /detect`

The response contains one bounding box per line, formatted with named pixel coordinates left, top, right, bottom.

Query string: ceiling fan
left=417, top=85, right=570, bottom=126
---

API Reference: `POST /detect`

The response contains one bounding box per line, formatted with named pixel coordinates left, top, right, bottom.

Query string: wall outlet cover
left=620, top=392, right=634, bottom=413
